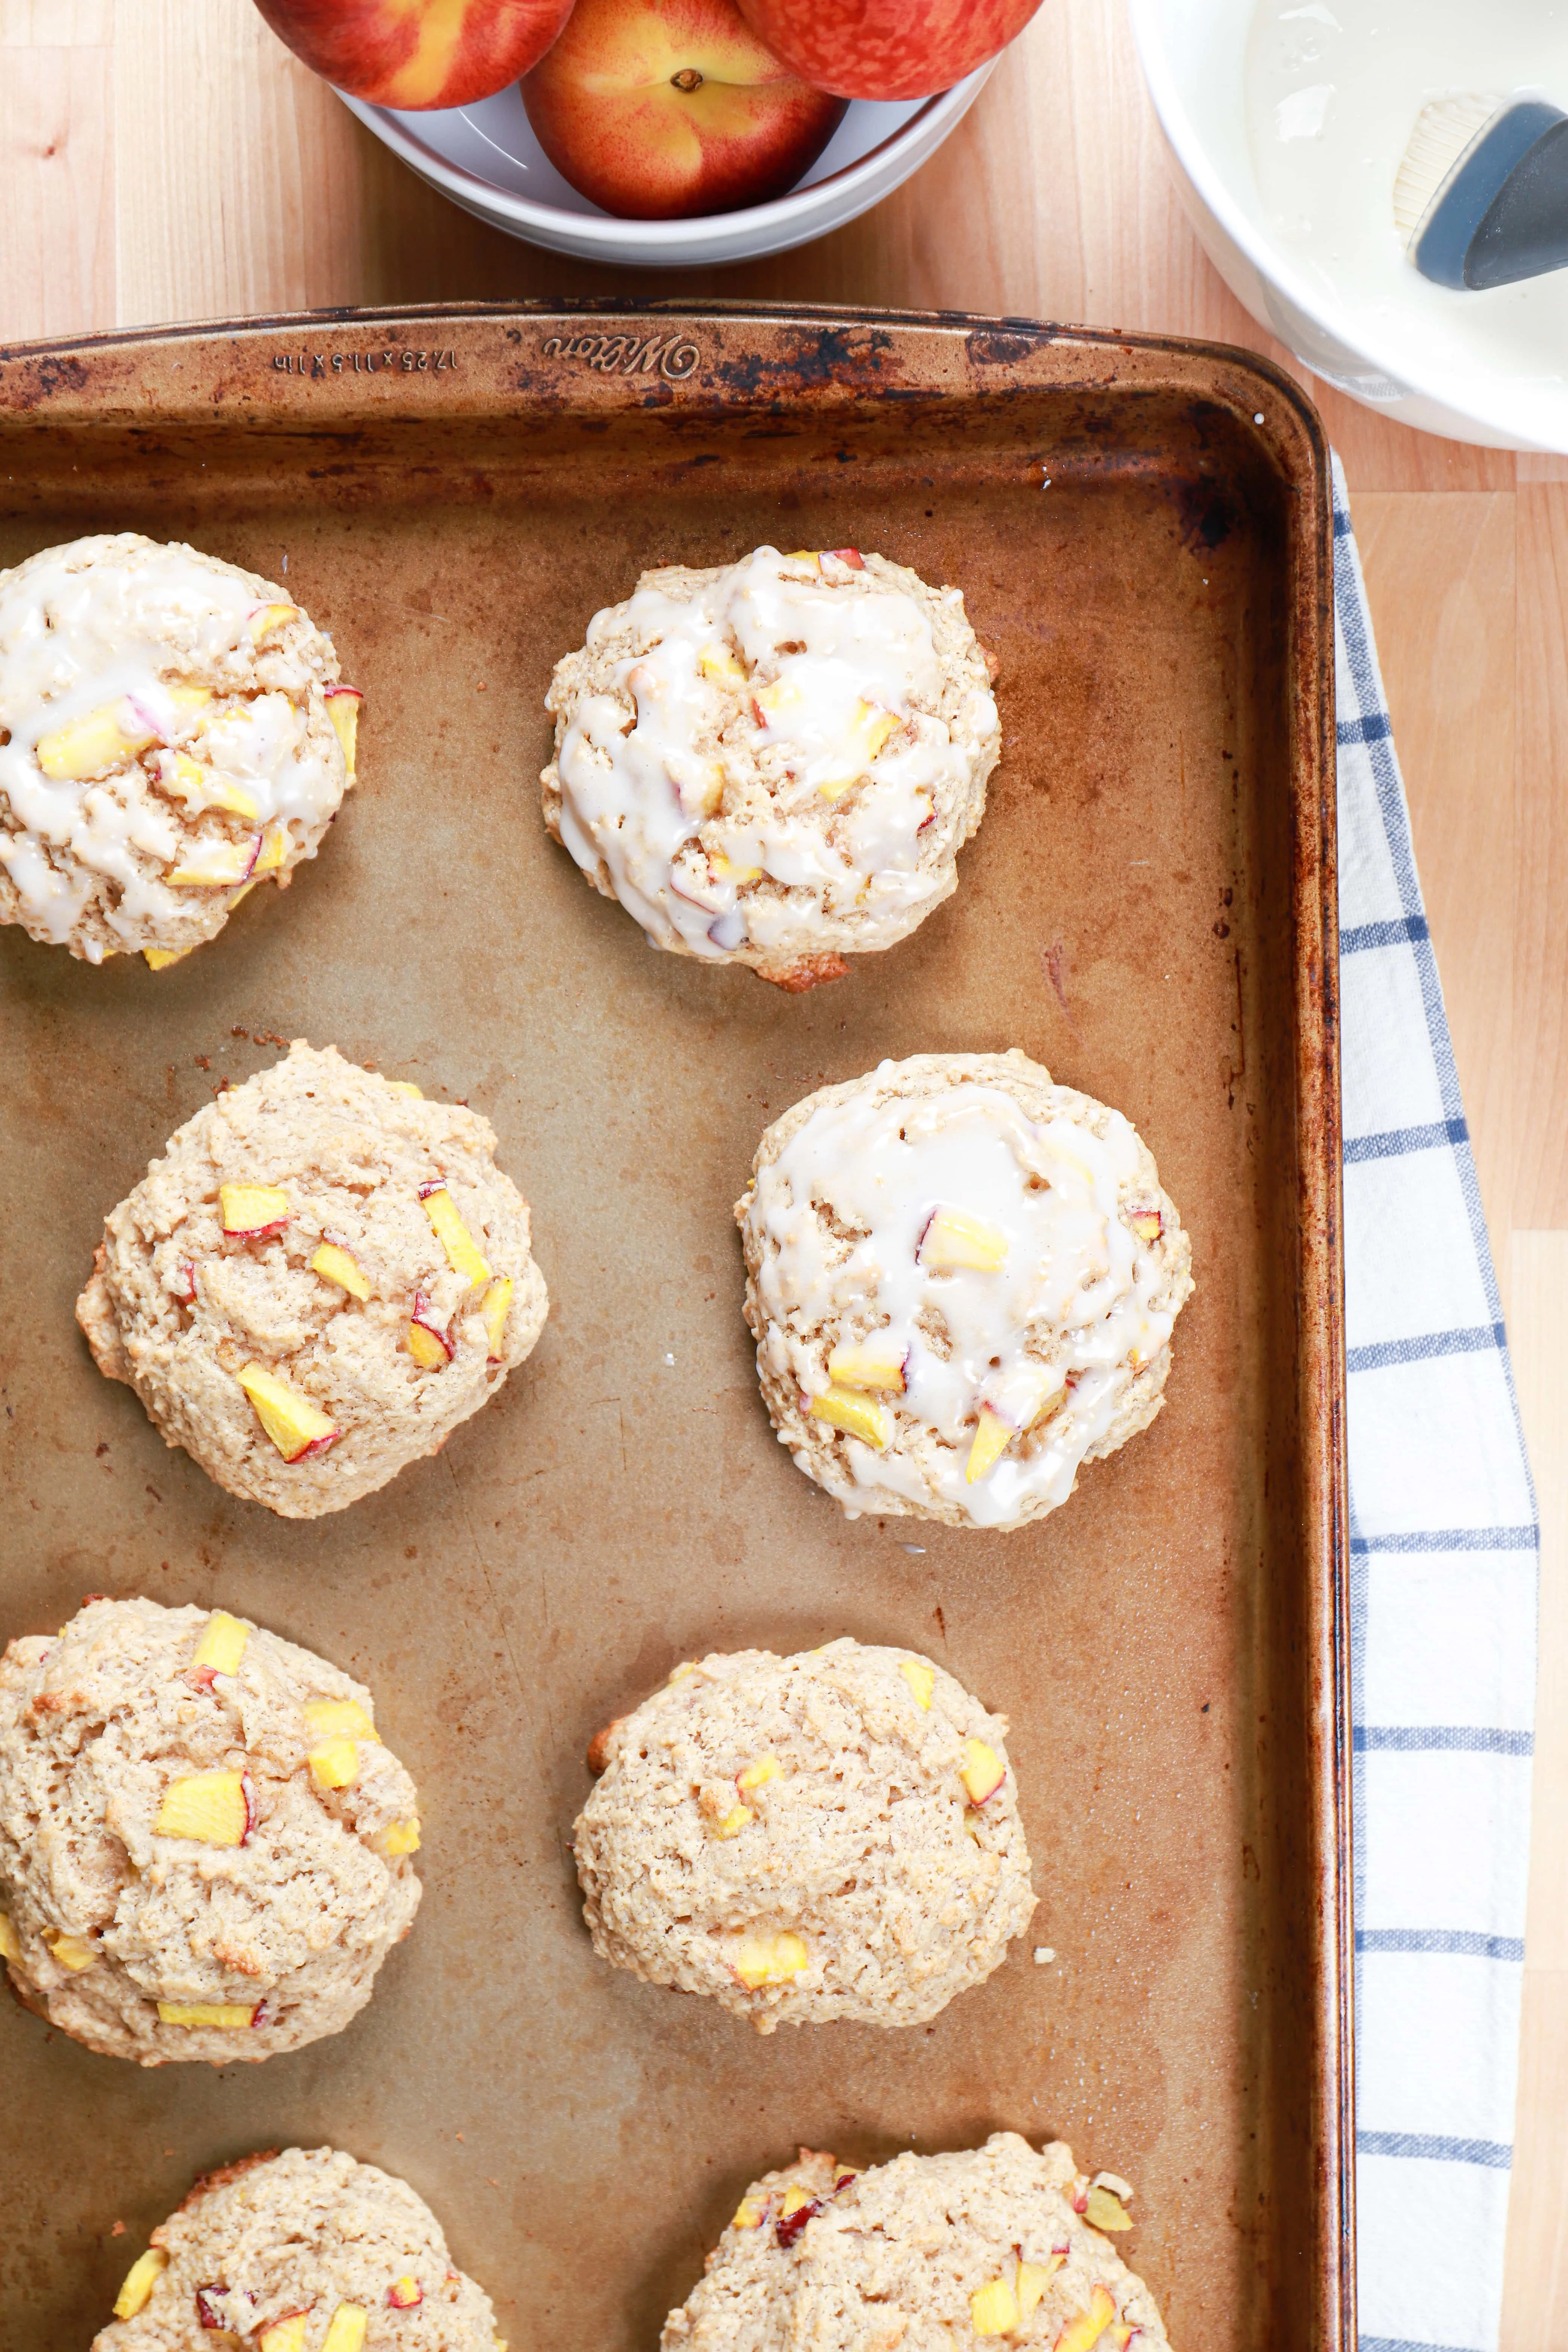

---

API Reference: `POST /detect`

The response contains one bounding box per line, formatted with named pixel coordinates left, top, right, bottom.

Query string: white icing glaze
left=0, top=538, right=341, bottom=957
left=749, top=1072, right=1176, bottom=1529
left=552, top=548, right=997, bottom=959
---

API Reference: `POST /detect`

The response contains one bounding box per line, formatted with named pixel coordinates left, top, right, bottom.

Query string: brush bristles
left=1393, top=95, right=1504, bottom=242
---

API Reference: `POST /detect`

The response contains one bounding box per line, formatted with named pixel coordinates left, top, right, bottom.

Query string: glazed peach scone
left=0, top=533, right=361, bottom=965
left=75, top=1042, right=548, bottom=1518
left=736, top=1050, right=1194, bottom=1531
left=574, top=1637, right=1034, bottom=2033
left=0, top=1597, right=421, bottom=2066
left=96, top=2146, right=504, bottom=2349
left=541, top=545, right=999, bottom=989
left=663, top=2136, right=1171, bottom=2352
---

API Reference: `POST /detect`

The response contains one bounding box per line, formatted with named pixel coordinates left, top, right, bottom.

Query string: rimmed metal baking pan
left=0, top=303, right=1349, bottom=2352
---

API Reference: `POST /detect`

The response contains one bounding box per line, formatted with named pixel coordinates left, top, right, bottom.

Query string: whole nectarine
left=252, top=0, right=576, bottom=108
left=521, top=0, right=845, bottom=219
left=732, top=0, right=1043, bottom=101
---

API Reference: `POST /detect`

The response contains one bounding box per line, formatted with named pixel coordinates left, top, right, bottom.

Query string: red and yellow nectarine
left=252, top=0, right=576, bottom=109
left=732, top=0, right=1043, bottom=102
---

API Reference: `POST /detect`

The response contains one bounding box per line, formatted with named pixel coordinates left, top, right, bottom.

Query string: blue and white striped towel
left=1333, top=454, right=1539, bottom=2352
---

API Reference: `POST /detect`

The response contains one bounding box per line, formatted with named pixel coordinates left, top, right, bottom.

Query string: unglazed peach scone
left=541, top=545, right=999, bottom=990
left=0, top=533, right=361, bottom=966
left=76, top=1042, right=548, bottom=1518
left=0, top=1597, right=421, bottom=2066
left=736, top=1050, right=1194, bottom=1531
left=663, top=2136, right=1171, bottom=2352
left=96, top=2145, right=504, bottom=2349
left=574, top=1638, right=1034, bottom=2034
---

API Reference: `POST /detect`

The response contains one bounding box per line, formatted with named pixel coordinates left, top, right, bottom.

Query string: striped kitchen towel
left=1333, top=453, right=1539, bottom=2352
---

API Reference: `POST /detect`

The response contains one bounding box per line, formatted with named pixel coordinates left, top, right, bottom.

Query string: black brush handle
left=1469, top=114, right=1568, bottom=289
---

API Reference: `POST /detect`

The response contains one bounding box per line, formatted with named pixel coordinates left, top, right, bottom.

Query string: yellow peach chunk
left=155, top=1770, right=250, bottom=1846
left=779, top=2187, right=813, bottom=2220
left=143, top=945, right=194, bottom=971
left=1129, top=1209, right=1162, bottom=1243
left=236, top=1361, right=338, bottom=1461
left=326, top=686, right=362, bottom=777
left=406, top=1317, right=451, bottom=1370
left=221, top=1183, right=291, bottom=1234
left=814, top=700, right=900, bottom=802
left=36, top=700, right=155, bottom=781
left=1083, top=2185, right=1132, bottom=2233
left=699, top=644, right=745, bottom=681
left=752, top=677, right=803, bottom=724
left=826, top=1336, right=906, bottom=1392
left=251, top=821, right=290, bottom=878
left=48, top=1933, right=96, bottom=1971
left=809, top=1386, right=891, bottom=1449
left=385, top=1079, right=422, bottom=1098
left=259, top=2317, right=311, bottom=2352
left=167, top=836, right=259, bottom=888
left=308, top=1735, right=359, bottom=1791
left=374, top=1817, right=421, bottom=1856
left=248, top=602, right=299, bottom=643
left=919, top=1207, right=1009, bottom=1272
left=783, top=550, right=821, bottom=568
left=161, top=752, right=259, bottom=820
left=966, top=1406, right=1014, bottom=1485
left=420, top=1185, right=492, bottom=1288
left=732, top=2196, right=767, bottom=2229
left=167, top=684, right=213, bottom=721
left=228, top=880, right=257, bottom=909
left=156, top=2000, right=257, bottom=2029
left=387, top=2278, right=422, bottom=2310
left=734, top=1930, right=808, bottom=1988
left=191, top=1610, right=250, bottom=1676
left=960, top=1737, right=1006, bottom=1806
left=737, top=1754, right=781, bottom=1793
left=303, top=1697, right=378, bottom=1743
left=1017, top=2256, right=1063, bottom=2319
left=971, top=2279, right=1020, bottom=2337
left=0, top=1911, right=18, bottom=1962
left=113, top=2248, right=169, bottom=2320
left=1052, top=2286, right=1117, bottom=2352
left=481, top=1276, right=513, bottom=1361
left=898, top=1660, right=935, bottom=1710
left=712, top=1804, right=753, bottom=1837
left=321, top=2303, right=369, bottom=2352
left=311, top=1242, right=370, bottom=1300
left=709, top=852, right=761, bottom=884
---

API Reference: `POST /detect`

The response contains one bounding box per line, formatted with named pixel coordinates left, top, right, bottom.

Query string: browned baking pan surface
left=0, top=305, right=1348, bottom=2352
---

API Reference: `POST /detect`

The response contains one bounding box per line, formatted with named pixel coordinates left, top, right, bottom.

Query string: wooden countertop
left=2, top=1, right=1563, bottom=2340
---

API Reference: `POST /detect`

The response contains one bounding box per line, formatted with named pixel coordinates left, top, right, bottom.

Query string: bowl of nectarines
left=255, top=0, right=1039, bottom=263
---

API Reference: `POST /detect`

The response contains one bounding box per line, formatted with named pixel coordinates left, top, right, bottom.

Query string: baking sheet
left=0, top=305, right=1349, bottom=2352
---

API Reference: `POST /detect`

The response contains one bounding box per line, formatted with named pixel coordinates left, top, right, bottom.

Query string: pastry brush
left=1393, top=94, right=1568, bottom=288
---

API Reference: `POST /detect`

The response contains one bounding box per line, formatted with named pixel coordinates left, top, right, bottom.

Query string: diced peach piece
left=1053, top=2286, right=1117, bottom=2352
left=809, top=1386, right=891, bottom=1449
left=374, top=1817, right=421, bottom=1856
left=387, top=2276, right=423, bottom=2308
left=236, top=1362, right=339, bottom=1462
left=752, top=677, right=804, bottom=727
left=824, top=547, right=865, bottom=568
left=156, top=2000, right=259, bottom=2028
left=918, top=1207, right=1009, bottom=1272
left=248, top=602, right=300, bottom=643
left=36, top=700, right=155, bottom=781
left=259, top=2315, right=312, bottom=2352
left=779, top=2187, right=813, bottom=2220
left=700, top=644, right=746, bottom=682
left=960, top=1737, right=1006, bottom=1806
left=320, top=2302, right=369, bottom=2352
left=709, top=852, right=761, bottom=884
left=304, top=1697, right=378, bottom=1742
left=420, top=1184, right=492, bottom=1288
left=251, top=821, right=290, bottom=878
left=731, top=2196, right=767, bottom=2230
left=1017, top=2256, right=1064, bottom=2319
left=783, top=549, right=821, bottom=567
left=221, top=1182, right=291, bottom=1237
left=1083, top=2185, right=1132, bottom=2233
left=733, top=1930, right=808, bottom=1988
left=407, top=1297, right=453, bottom=1369
left=815, top=700, right=900, bottom=802
left=48, top=1933, right=96, bottom=1971
left=826, top=1337, right=906, bottom=1392
left=971, top=2279, right=1020, bottom=2336
left=0, top=1912, right=18, bottom=1963
left=113, top=2248, right=169, bottom=2320
left=312, top=1242, right=370, bottom=1300
left=737, top=1754, right=781, bottom=1793
left=712, top=1803, right=753, bottom=1837
left=966, top=1406, right=1014, bottom=1485
left=1129, top=1209, right=1162, bottom=1243
left=385, top=1079, right=422, bottom=1098
left=161, top=751, right=260, bottom=820
left=228, top=880, right=257, bottom=909
left=325, top=684, right=363, bottom=778
left=143, top=945, right=194, bottom=970
left=167, top=683, right=213, bottom=721
left=481, top=1276, right=513, bottom=1362
left=155, top=1769, right=253, bottom=1846
left=308, top=1735, right=360, bottom=1791
left=898, top=1660, right=935, bottom=1710
left=167, top=834, right=260, bottom=888
left=191, top=1610, right=250, bottom=1677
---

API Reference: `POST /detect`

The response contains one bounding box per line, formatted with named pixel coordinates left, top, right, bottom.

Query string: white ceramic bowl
left=1129, top=0, right=1568, bottom=452
left=338, top=66, right=994, bottom=269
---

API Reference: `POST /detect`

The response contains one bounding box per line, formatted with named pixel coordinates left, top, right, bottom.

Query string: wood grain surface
left=0, top=0, right=1562, bottom=2340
